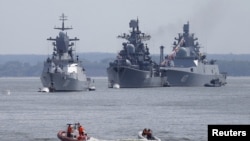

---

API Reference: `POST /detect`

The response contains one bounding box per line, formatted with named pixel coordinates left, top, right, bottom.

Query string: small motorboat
left=57, top=122, right=100, bottom=141
left=138, top=130, right=161, bottom=141
left=204, top=78, right=225, bottom=87
left=57, top=130, right=99, bottom=141
left=88, top=86, right=96, bottom=91
left=38, top=87, right=50, bottom=93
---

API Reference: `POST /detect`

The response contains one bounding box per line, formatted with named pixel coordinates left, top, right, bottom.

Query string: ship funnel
left=160, top=46, right=164, bottom=64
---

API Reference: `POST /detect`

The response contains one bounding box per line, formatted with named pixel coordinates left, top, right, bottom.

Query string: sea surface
left=0, top=77, right=249, bottom=141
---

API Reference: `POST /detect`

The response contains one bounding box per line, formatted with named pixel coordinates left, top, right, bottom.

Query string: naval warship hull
left=107, top=66, right=164, bottom=88
left=41, top=72, right=88, bottom=91
left=161, top=68, right=227, bottom=87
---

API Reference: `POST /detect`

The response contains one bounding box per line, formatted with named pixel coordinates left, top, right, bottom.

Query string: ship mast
left=47, top=14, right=79, bottom=60
left=117, top=19, right=151, bottom=46
left=54, top=13, right=72, bottom=31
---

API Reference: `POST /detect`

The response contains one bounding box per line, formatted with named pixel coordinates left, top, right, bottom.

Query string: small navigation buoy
left=113, top=83, right=120, bottom=89
left=3, top=89, right=11, bottom=95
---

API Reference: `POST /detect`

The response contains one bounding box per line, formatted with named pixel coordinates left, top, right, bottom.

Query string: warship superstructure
left=107, top=19, right=165, bottom=88
left=40, top=14, right=93, bottom=91
left=160, top=22, right=227, bottom=87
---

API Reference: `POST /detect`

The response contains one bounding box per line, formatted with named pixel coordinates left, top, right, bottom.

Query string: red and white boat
left=57, top=122, right=101, bottom=141
left=57, top=130, right=90, bottom=141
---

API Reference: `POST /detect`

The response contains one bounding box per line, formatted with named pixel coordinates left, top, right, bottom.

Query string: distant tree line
left=0, top=61, right=109, bottom=77
left=0, top=59, right=250, bottom=77
left=217, top=60, right=250, bottom=76
left=0, top=61, right=42, bottom=77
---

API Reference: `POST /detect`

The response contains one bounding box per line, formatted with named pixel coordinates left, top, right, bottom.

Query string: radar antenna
left=117, top=19, right=151, bottom=44
left=54, top=13, right=73, bottom=31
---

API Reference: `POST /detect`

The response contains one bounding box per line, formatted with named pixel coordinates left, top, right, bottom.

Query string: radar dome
left=177, top=47, right=188, bottom=57
left=126, top=44, right=135, bottom=54
left=59, top=32, right=65, bottom=37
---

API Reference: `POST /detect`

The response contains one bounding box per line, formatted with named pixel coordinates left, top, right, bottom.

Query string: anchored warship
left=160, top=22, right=227, bottom=87
left=107, top=19, right=165, bottom=88
left=40, top=14, right=94, bottom=91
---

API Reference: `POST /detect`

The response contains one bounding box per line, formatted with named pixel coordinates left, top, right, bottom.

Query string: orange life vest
left=78, top=126, right=84, bottom=134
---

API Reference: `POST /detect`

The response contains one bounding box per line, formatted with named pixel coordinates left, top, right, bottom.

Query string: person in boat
left=67, top=124, right=73, bottom=138
left=78, top=123, right=85, bottom=136
left=142, top=128, right=148, bottom=137
left=147, top=129, right=153, bottom=140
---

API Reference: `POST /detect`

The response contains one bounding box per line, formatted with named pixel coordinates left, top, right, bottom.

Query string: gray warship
left=40, top=14, right=94, bottom=91
left=107, top=19, right=165, bottom=88
left=160, top=22, right=227, bottom=87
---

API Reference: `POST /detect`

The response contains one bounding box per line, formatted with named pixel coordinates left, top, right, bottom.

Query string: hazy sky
left=0, top=0, right=249, bottom=55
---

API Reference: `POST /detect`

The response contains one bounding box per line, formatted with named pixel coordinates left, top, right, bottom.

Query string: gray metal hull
left=161, top=67, right=227, bottom=87
left=40, top=73, right=88, bottom=91
left=107, top=66, right=164, bottom=88
left=40, top=62, right=89, bottom=91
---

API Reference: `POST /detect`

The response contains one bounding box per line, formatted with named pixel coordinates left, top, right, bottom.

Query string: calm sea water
left=0, top=77, right=249, bottom=141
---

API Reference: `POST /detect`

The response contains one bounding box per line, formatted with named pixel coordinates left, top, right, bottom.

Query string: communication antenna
left=74, top=40, right=77, bottom=55
left=47, top=41, right=50, bottom=57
